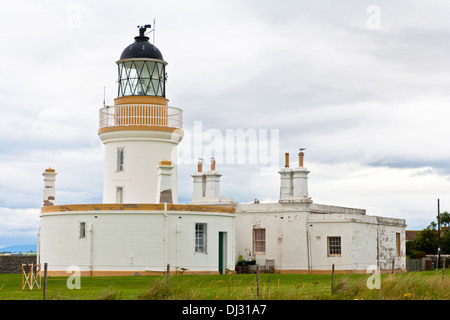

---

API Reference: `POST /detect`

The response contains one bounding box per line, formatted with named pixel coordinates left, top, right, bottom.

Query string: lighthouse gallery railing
left=99, top=104, right=183, bottom=130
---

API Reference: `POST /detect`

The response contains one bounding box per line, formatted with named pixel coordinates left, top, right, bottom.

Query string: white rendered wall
left=234, top=202, right=406, bottom=272
left=307, top=214, right=406, bottom=271
left=306, top=215, right=372, bottom=271
left=39, top=210, right=235, bottom=274
left=234, top=202, right=310, bottom=270
left=99, top=129, right=183, bottom=204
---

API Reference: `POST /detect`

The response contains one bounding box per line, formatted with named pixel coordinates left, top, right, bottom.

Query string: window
left=253, top=228, right=266, bottom=254
left=116, top=186, right=123, bottom=204
left=328, top=236, right=341, bottom=256
left=396, top=233, right=401, bottom=257
left=79, top=222, right=86, bottom=238
left=195, top=223, right=207, bottom=253
left=117, top=148, right=124, bottom=172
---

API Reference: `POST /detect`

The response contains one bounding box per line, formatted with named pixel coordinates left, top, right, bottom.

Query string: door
left=218, top=232, right=227, bottom=274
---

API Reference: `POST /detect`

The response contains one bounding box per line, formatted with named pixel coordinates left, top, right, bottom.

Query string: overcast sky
left=1, top=0, right=450, bottom=248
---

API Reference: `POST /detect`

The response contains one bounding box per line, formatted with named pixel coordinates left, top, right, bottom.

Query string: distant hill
left=0, top=244, right=36, bottom=254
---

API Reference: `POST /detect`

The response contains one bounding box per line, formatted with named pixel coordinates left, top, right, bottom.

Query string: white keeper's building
left=38, top=27, right=406, bottom=276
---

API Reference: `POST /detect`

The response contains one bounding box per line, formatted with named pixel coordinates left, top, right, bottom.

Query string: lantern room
left=116, top=25, right=167, bottom=98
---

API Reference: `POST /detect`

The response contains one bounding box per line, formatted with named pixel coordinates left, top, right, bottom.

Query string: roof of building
left=120, top=31, right=164, bottom=61
left=406, top=230, right=420, bottom=241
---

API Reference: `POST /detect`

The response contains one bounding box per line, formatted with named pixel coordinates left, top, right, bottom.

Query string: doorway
left=218, top=232, right=227, bottom=274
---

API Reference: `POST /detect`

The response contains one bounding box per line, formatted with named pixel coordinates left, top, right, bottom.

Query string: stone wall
left=0, top=255, right=37, bottom=274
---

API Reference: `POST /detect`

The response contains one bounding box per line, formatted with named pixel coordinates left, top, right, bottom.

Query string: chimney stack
left=42, top=168, right=57, bottom=206
left=279, top=154, right=293, bottom=200
left=292, top=149, right=309, bottom=199
left=156, top=159, right=174, bottom=203
left=204, top=157, right=221, bottom=198
left=279, top=149, right=311, bottom=202
left=192, top=158, right=205, bottom=201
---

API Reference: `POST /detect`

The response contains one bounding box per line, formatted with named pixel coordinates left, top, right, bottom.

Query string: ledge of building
left=307, top=203, right=366, bottom=215
left=41, top=203, right=235, bottom=214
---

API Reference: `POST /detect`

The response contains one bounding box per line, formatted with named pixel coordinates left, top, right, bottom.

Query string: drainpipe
left=89, top=222, right=94, bottom=276
left=164, top=202, right=168, bottom=272
left=306, top=224, right=312, bottom=272
left=176, top=222, right=181, bottom=273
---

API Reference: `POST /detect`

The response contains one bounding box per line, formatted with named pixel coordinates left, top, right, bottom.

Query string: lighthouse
left=38, top=25, right=406, bottom=277
left=39, top=26, right=235, bottom=276
left=98, top=25, right=183, bottom=204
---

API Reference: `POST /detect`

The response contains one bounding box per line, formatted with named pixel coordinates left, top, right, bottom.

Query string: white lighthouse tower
left=39, top=26, right=235, bottom=276
left=98, top=25, right=183, bottom=204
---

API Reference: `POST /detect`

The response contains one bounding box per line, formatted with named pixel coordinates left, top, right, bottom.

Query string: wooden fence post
left=166, top=264, right=170, bottom=292
left=392, top=258, right=395, bottom=274
left=43, top=263, right=47, bottom=300
left=256, top=265, right=260, bottom=298
left=331, top=264, right=335, bottom=294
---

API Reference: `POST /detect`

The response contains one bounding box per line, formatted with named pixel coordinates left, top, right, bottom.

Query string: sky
left=1, top=0, right=450, bottom=247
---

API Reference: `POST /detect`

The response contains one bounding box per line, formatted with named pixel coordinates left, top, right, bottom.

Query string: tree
left=440, top=230, right=450, bottom=255
left=438, top=211, right=450, bottom=228
left=407, top=224, right=438, bottom=256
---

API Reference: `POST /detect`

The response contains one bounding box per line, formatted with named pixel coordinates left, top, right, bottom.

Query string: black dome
left=119, top=35, right=164, bottom=61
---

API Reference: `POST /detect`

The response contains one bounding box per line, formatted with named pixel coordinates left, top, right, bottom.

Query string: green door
left=218, top=232, right=226, bottom=274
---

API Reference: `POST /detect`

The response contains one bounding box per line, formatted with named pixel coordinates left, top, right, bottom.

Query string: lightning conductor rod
left=153, top=18, right=156, bottom=45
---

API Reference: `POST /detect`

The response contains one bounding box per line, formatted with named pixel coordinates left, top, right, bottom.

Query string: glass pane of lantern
left=117, top=60, right=166, bottom=97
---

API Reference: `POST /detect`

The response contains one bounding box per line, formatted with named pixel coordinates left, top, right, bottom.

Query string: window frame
left=195, top=223, right=207, bottom=254
left=253, top=228, right=266, bottom=255
left=116, top=147, right=124, bottom=172
left=327, top=236, right=342, bottom=257
left=116, top=186, right=124, bottom=204
left=79, top=221, right=86, bottom=239
left=396, top=232, right=401, bottom=257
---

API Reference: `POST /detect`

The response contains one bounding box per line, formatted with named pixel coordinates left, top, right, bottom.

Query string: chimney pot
left=299, top=151, right=304, bottom=167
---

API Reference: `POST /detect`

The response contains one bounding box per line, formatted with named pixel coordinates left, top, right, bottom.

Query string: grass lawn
left=0, top=270, right=449, bottom=300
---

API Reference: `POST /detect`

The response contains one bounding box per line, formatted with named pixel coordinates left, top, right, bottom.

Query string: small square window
left=328, top=236, right=341, bottom=256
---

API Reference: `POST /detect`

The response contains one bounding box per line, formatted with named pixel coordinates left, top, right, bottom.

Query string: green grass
left=1, top=271, right=449, bottom=300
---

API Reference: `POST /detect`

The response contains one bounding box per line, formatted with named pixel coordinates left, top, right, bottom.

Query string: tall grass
left=331, top=272, right=450, bottom=300
left=2, top=271, right=450, bottom=300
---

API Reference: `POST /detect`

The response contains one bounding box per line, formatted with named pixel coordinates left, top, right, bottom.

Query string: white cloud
left=0, top=208, right=40, bottom=246
left=1, top=0, right=450, bottom=246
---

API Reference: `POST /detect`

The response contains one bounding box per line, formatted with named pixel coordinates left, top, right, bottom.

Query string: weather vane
left=137, top=19, right=156, bottom=44
left=137, top=24, right=152, bottom=37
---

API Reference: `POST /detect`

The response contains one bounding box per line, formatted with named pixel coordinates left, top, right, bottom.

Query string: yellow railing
left=99, top=104, right=182, bottom=130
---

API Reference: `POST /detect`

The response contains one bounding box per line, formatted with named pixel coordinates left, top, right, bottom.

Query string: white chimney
left=42, top=168, right=57, bottom=206
left=204, top=157, right=221, bottom=198
left=279, top=153, right=293, bottom=200
left=292, top=150, right=309, bottom=199
left=192, top=158, right=205, bottom=200
left=156, top=159, right=174, bottom=203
